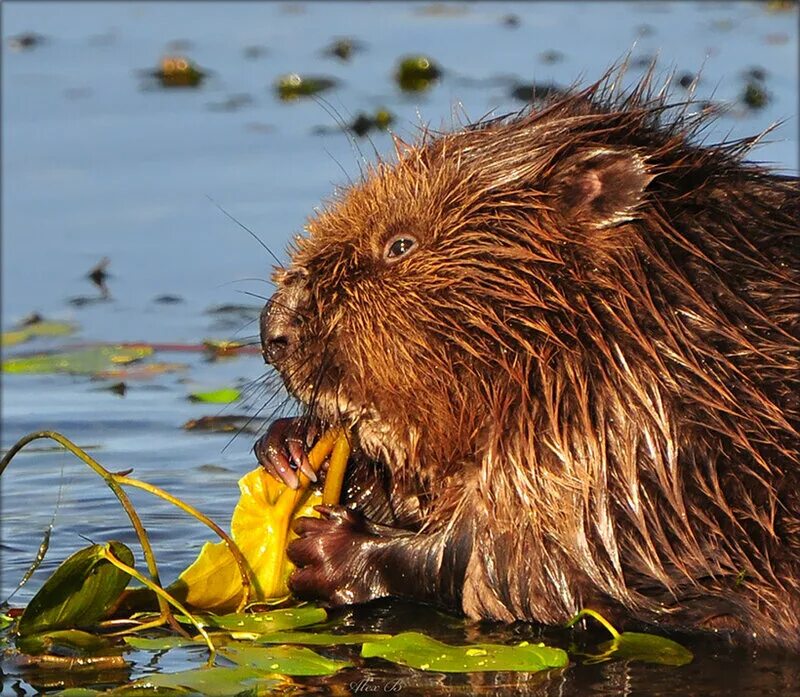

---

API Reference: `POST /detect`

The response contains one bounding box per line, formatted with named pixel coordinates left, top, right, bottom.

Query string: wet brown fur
left=267, top=71, right=800, bottom=649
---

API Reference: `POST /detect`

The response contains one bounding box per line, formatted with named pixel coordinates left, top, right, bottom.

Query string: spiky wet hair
left=273, top=68, right=799, bottom=645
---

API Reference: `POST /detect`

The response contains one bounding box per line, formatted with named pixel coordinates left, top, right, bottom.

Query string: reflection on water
left=2, top=2, right=797, bottom=695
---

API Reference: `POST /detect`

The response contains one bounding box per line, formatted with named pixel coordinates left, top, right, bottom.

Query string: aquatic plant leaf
left=395, top=55, right=441, bottom=92
left=169, top=468, right=323, bottom=611
left=596, top=632, right=693, bottom=666
left=360, top=632, right=568, bottom=672
left=201, top=339, right=256, bottom=358
left=2, top=345, right=152, bottom=375
left=221, top=643, right=351, bottom=675
left=254, top=630, right=392, bottom=645
left=1, top=320, right=76, bottom=347
left=166, top=430, right=346, bottom=611
left=188, top=388, right=241, bottom=404
left=274, top=73, right=337, bottom=101
left=201, top=607, right=328, bottom=634
left=16, top=629, right=111, bottom=656
left=182, top=414, right=262, bottom=434
left=137, top=665, right=275, bottom=695
left=96, top=362, right=186, bottom=379
left=124, top=635, right=199, bottom=651
left=567, top=608, right=692, bottom=666
left=18, top=542, right=134, bottom=637
left=150, top=55, right=207, bottom=88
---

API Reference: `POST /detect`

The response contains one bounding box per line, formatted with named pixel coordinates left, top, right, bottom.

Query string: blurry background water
left=1, top=2, right=798, bottom=694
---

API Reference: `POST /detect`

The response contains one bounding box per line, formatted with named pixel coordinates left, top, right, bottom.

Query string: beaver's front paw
left=287, top=504, right=389, bottom=606
left=254, top=417, right=319, bottom=489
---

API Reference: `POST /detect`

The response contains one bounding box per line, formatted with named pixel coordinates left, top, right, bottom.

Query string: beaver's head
left=260, top=88, right=664, bottom=479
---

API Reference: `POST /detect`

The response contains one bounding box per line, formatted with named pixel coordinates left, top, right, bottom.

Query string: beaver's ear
left=549, top=149, right=653, bottom=228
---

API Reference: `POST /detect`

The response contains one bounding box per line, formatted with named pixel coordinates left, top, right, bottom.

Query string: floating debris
left=351, top=108, right=394, bottom=136
left=765, top=0, right=797, bottom=11
left=395, top=55, right=442, bottom=93
left=741, top=81, right=770, bottom=110
left=744, top=65, right=768, bottom=82
left=316, top=108, right=395, bottom=138
left=7, top=32, right=46, bottom=51
left=631, top=54, right=657, bottom=71
left=147, top=55, right=208, bottom=88
left=509, top=81, right=567, bottom=103
left=676, top=72, right=697, bottom=90
left=93, top=381, right=127, bottom=397
left=539, top=49, right=564, bottom=64
left=153, top=294, right=184, bottom=304
left=183, top=415, right=263, bottom=434
left=323, top=37, right=364, bottom=62
left=1, top=315, right=76, bottom=348
left=274, top=73, right=338, bottom=101
left=87, top=256, right=110, bottom=297
left=68, top=294, right=110, bottom=308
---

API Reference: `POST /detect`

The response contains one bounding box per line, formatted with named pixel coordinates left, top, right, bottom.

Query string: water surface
left=2, top=2, right=798, bottom=695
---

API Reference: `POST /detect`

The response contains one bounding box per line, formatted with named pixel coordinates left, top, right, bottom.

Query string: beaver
left=254, top=72, right=800, bottom=650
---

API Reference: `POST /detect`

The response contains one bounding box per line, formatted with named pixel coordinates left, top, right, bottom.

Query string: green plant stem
left=565, top=609, right=621, bottom=639
left=116, top=475, right=256, bottom=610
left=0, top=431, right=172, bottom=623
left=101, top=547, right=215, bottom=662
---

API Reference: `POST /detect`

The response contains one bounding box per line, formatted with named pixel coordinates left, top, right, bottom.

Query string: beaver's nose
left=261, top=272, right=309, bottom=366
left=261, top=297, right=295, bottom=365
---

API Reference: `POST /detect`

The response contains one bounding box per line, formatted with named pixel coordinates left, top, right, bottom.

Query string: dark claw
left=287, top=438, right=317, bottom=483
left=254, top=417, right=308, bottom=489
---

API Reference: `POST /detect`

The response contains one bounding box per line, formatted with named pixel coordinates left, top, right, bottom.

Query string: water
left=2, top=2, right=798, bottom=694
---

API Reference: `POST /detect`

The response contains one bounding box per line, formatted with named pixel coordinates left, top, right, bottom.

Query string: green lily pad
left=17, top=542, right=134, bottom=637
left=395, top=55, right=441, bottom=92
left=137, top=665, right=276, bottom=695
left=360, top=632, right=568, bottom=672
left=97, top=362, right=186, bottom=379
left=198, top=607, right=328, bottom=634
left=188, top=388, right=241, bottom=404
left=274, top=73, right=337, bottom=101
left=595, top=632, right=693, bottom=666
left=567, top=609, right=693, bottom=666
left=2, top=345, right=152, bottom=375
left=124, top=635, right=200, bottom=651
left=255, top=630, right=392, bottom=646
left=16, top=629, right=112, bottom=656
left=221, top=644, right=351, bottom=676
left=1, top=319, right=76, bottom=347
left=150, top=56, right=208, bottom=88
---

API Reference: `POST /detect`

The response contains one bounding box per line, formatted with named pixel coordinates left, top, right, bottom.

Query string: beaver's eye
left=383, top=235, right=417, bottom=262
